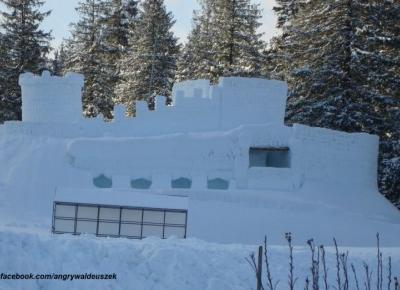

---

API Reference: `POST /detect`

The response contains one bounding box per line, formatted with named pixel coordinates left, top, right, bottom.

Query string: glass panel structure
left=53, top=202, right=187, bottom=240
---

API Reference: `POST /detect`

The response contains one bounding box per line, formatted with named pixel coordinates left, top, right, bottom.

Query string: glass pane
left=55, top=204, right=75, bottom=218
left=77, top=206, right=98, bottom=219
left=120, top=223, right=141, bottom=237
left=164, top=226, right=186, bottom=239
left=98, top=222, right=119, bottom=236
left=165, top=212, right=186, bottom=225
left=99, top=207, right=120, bottom=221
left=121, top=209, right=142, bottom=222
left=76, top=221, right=97, bottom=234
left=54, top=219, right=75, bottom=233
left=142, top=225, right=163, bottom=238
left=143, top=210, right=164, bottom=223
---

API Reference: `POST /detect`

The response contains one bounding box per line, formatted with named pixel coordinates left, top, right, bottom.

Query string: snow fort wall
left=19, top=71, right=84, bottom=123
left=290, top=124, right=380, bottom=189
left=15, top=72, right=288, bottom=137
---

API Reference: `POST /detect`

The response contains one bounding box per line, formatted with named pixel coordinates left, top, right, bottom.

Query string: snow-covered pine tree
left=176, top=0, right=219, bottom=83
left=175, top=14, right=203, bottom=82
left=0, top=0, right=52, bottom=122
left=278, top=0, right=400, bottom=206
left=51, top=43, right=68, bottom=76
left=0, top=32, right=14, bottom=123
left=212, top=0, right=265, bottom=77
left=65, top=0, right=114, bottom=119
left=262, top=0, right=305, bottom=80
left=116, top=0, right=179, bottom=114
left=352, top=1, right=400, bottom=207
left=100, top=0, right=138, bottom=106
left=273, top=0, right=303, bottom=29
left=177, top=0, right=264, bottom=83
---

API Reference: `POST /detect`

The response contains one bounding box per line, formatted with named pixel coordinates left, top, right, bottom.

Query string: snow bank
left=0, top=229, right=399, bottom=290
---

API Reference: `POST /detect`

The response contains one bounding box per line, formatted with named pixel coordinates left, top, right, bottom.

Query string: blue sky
left=38, top=0, right=278, bottom=48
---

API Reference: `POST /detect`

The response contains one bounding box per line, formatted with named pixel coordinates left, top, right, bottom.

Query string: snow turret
left=20, top=71, right=84, bottom=123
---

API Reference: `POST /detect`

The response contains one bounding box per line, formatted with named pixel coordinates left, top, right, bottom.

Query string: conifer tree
left=177, top=0, right=264, bottom=83
left=116, top=0, right=179, bottom=114
left=273, top=0, right=303, bottom=29
left=52, top=43, right=68, bottom=76
left=353, top=1, right=400, bottom=206
left=0, top=33, right=14, bottom=123
left=100, top=0, right=138, bottom=105
left=212, top=0, right=264, bottom=77
left=65, top=0, right=114, bottom=119
left=262, top=0, right=305, bottom=80
left=0, top=0, right=52, bottom=122
left=176, top=0, right=218, bottom=82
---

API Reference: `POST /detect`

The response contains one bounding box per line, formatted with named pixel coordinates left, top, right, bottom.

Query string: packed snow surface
left=0, top=228, right=399, bottom=290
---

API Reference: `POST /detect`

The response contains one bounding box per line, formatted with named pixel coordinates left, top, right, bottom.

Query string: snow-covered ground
left=0, top=228, right=399, bottom=290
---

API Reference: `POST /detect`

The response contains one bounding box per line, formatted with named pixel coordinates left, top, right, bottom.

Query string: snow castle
left=0, top=71, right=399, bottom=246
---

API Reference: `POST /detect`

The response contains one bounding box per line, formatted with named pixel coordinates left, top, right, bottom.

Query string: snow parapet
left=15, top=71, right=288, bottom=133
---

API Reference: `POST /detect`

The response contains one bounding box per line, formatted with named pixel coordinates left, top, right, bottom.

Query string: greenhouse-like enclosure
left=53, top=189, right=188, bottom=239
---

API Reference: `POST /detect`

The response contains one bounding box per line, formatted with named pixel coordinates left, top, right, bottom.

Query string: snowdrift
left=0, top=229, right=399, bottom=290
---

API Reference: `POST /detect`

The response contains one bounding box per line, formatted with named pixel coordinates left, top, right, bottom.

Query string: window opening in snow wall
left=249, top=147, right=290, bottom=168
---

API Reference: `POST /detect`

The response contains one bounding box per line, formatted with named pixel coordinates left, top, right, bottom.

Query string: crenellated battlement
left=16, top=71, right=289, bottom=132
left=19, top=71, right=84, bottom=86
